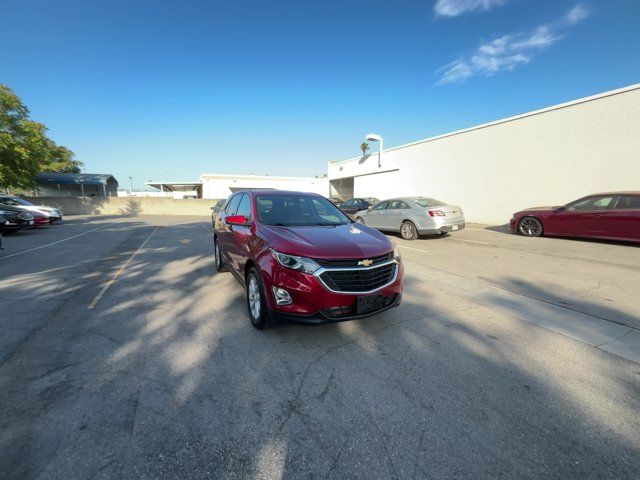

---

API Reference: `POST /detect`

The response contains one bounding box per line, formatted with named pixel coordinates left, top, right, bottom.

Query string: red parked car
left=511, top=192, right=640, bottom=243
left=214, top=190, right=403, bottom=329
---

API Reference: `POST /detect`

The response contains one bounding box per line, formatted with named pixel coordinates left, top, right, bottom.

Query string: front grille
left=315, top=252, right=393, bottom=268
left=319, top=263, right=396, bottom=293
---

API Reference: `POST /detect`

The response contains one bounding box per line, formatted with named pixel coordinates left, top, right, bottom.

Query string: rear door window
left=614, top=195, right=640, bottom=209
left=568, top=196, right=615, bottom=211
left=388, top=201, right=409, bottom=209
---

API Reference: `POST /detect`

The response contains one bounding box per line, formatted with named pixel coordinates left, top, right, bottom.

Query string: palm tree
left=360, top=142, right=370, bottom=156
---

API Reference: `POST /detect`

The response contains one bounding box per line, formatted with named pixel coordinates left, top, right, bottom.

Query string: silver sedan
left=354, top=197, right=465, bottom=240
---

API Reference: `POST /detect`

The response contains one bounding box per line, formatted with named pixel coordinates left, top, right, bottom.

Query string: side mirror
left=225, top=214, right=250, bottom=226
left=367, top=206, right=373, bottom=211
left=553, top=206, right=567, bottom=213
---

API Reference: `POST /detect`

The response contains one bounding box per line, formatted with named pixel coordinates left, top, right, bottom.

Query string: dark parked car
left=340, top=197, right=380, bottom=217
left=510, top=192, right=640, bottom=243
left=213, top=190, right=403, bottom=329
left=0, top=206, right=35, bottom=232
left=329, top=197, right=345, bottom=208
left=210, top=199, right=227, bottom=227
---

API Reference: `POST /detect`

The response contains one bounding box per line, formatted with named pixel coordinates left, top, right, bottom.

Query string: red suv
left=213, top=190, right=403, bottom=329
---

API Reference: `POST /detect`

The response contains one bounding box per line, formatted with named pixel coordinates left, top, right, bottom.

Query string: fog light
left=272, top=287, right=292, bottom=306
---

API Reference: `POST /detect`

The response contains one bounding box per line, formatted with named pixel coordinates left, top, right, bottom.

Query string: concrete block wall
left=328, top=85, right=640, bottom=225
left=24, top=197, right=218, bottom=216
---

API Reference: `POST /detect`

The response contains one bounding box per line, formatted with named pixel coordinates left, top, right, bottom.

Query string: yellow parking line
left=87, top=226, right=159, bottom=310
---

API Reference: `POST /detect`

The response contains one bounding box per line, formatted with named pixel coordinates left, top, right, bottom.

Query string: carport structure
left=35, top=173, right=119, bottom=197
left=145, top=181, right=203, bottom=198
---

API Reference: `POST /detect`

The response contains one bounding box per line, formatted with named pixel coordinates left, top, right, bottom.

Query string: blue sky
left=1, top=0, right=639, bottom=189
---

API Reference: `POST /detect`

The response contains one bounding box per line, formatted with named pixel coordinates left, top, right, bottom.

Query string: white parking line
left=87, top=227, right=159, bottom=310
left=0, top=224, right=113, bottom=260
left=456, top=239, right=491, bottom=245
left=397, top=244, right=430, bottom=254
left=199, top=222, right=212, bottom=234
left=466, top=228, right=507, bottom=234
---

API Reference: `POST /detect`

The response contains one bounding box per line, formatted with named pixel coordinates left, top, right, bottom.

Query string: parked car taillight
left=428, top=210, right=445, bottom=217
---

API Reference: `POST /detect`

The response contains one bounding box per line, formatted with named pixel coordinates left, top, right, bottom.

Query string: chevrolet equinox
left=213, top=190, right=404, bottom=329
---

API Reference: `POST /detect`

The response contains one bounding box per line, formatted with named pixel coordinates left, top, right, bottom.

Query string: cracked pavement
left=0, top=215, right=639, bottom=479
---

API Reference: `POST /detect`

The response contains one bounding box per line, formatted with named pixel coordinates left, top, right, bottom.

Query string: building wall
left=200, top=175, right=329, bottom=199
left=328, top=85, right=640, bottom=225
left=24, top=197, right=216, bottom=216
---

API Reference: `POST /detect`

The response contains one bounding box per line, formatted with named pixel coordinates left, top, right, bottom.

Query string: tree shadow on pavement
left=0, top=225, right=638, bottom=479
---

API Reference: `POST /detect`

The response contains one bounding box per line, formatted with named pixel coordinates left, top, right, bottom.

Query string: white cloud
left=435, top=0, right=508, bottom=17
left=437, top=3, right=591, bottom=84
left=564, top=3, right=590, bottom=25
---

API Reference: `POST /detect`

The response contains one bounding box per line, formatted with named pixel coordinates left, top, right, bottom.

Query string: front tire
left=518, top=216, right=543, bottom=237
left=214, top=237, right=227, bottom=272
left=400, top=221, right=418, bottom=240
left=246, top=268, right=268, bottom=330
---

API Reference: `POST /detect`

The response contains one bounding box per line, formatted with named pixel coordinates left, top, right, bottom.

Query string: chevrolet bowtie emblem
left=358, top=259, right=373, bottom=267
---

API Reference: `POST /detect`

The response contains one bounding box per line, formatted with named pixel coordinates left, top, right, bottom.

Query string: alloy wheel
left=248, top=276, right=261, bottom=320
left=401, top=222, right=416, bottom=240
left=215, top=241, right=221, bottom=267
left=519, top=217, right=543, bottom=237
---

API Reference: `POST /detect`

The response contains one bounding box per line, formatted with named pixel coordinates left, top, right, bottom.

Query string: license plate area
left=452, top=224, right=459, bottom=231
left=356, top=294, right=383, bottom=315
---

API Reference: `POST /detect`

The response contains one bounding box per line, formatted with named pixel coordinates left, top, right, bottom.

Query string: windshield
left=256, top=194, right=350, bottom=226
left=412, top=197, right=446, bottom=207
left=1, top=197, right=33, bottom=206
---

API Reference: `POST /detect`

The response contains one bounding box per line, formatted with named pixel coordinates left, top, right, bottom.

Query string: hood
left=517, top=205, right=560, bottom=214
left=22, top=205, right=57, bottom=213
left=260, top=223, right=393, bottom=259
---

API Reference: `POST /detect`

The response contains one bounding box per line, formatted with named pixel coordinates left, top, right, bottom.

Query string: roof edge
left=329, top=83, right=640, bottom=165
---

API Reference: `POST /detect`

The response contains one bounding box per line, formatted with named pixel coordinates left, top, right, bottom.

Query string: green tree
left=0, top=84, right=82, bottom=191
left=360, top=142, right=369, bottom=156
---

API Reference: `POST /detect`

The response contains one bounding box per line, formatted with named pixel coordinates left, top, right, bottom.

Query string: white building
left=199, top=174, right=329, bottom=200
left=328, top=84, right=640, bottom=225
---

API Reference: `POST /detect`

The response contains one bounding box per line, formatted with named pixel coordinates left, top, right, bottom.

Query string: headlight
left=393, top=244, right=401, bottom=261
left=18, top=212, right=34, bottom=220
left=270, top=249, right=321, bottom=274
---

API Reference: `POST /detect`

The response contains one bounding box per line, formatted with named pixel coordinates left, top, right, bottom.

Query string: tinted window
left=236, top=194, right=252, bottom=219
left=344, top=199, right=356, bottom=207
left=568, top=196, right=615, bottom=211
left=412, top=198, right=446, bottom=207
left=256, top=194, right=349, bottom=226
left=372, top=201, right=389, bottom=211
left=224, top=194, right=241, bottom=215
left=614, top=195, right=640, bottom=209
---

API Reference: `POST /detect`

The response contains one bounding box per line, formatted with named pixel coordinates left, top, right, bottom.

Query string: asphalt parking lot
left=1, top=215, right=639, bottom=479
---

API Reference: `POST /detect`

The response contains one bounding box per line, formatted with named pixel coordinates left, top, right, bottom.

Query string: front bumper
left=270, top=293, right=402, bottom=325
left=259, top=255, right=405, bottom=324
